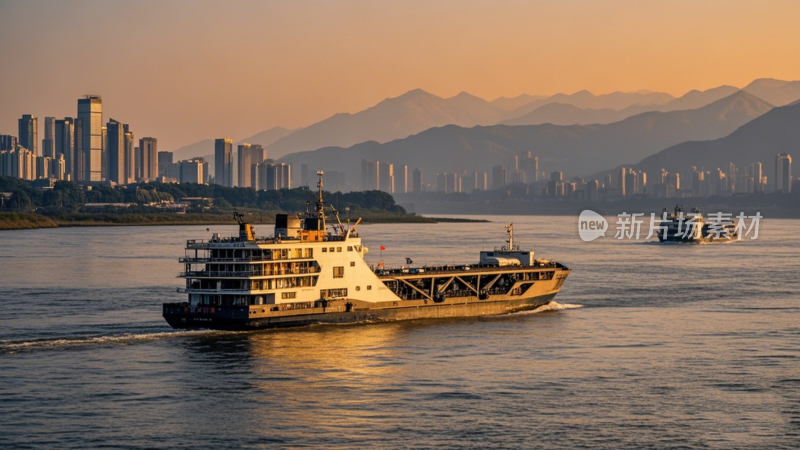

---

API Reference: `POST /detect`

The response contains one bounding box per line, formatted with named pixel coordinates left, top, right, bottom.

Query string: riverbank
left=0, top=212, right=487, bottom=230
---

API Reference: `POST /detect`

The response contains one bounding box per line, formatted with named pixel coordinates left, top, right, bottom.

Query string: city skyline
left=3, top=1, right=800, bottom=150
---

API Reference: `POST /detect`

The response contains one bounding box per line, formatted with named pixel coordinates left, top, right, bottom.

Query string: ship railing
left=180, top=267, right=318, bottom=278
left=376, top=261, right=562, bottom=277
left=179, top=255, right=277, bottom=263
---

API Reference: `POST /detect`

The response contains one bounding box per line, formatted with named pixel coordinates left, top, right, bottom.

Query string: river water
left=0, top=216, right=797, bottom=449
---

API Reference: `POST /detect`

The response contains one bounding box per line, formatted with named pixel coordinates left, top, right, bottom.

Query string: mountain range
left=279, top=91, right=773, bottom=184
left=631, top=99, right=800, bottom=179
left=500, top=85, right=742, bottom=126
left=262, top=90, right=506, bottom=160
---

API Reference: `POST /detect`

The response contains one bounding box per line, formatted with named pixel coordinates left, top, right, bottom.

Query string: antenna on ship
left=316, top=170, right=325, bottom=217
left=505, top=223, right=514, bottom=250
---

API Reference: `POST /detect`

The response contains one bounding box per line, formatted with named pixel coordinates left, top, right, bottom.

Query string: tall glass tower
left=78, top=95, right=103, bottom=182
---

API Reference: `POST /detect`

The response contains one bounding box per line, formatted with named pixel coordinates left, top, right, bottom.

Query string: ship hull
left=163, top=292, right=560, bottom=331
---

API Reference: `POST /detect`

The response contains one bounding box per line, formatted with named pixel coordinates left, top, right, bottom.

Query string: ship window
left=321, top=288, right=348, bottom=298
left=347, top=246, right=353, bottom=251
left=336, top=247, right=342, bottom=252
left=367, top=285, right=372, bottom=290
left=282, top=292, right=296, bottom=300
left=350, top=261, right=355, bottom=267
left=322, top=248, right=327, bottom=252
left=356, top=286, right=361, bottom=291
left=329, top=247, right=335, bottom=252
left=333, top=266, right=344, bottom=278
left=355, top=245, right=362, bottom=252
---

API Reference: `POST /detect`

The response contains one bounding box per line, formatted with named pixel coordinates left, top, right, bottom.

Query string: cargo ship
left=163, top=172, right=571, bottom=330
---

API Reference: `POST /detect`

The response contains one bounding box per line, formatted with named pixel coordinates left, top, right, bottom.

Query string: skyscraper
left=43, top=117, right=56, bottom=158
left=158, top=151, right=173, bottom=178
left=776, top=153, right=792, bottom=193
left=0, top=135, right=18, bottom=151
left=396, top=165, right=408, bottom=194
left=106, top=119, right=125, bottom=184
left=238, top=143, right=253, bottom=188
left=379, top=163, right=394, bottom=193
left=361, top=159, right=379, bottom=190
left=214, top=138, right=233, bottom=187
left=55, top=118, right=75, bottom=179
left=18, top=114, right=38, bottom=155
left=123, top=124, right=135, bottom=184
left=78, top=95, right=103, bottom=182
left=412, top=168, right=423, bottom=193
left=618, top=167, right=628, bottom=196
left=492, top=165, right=506, bottom=189
left=101, top=125, right=108, bottom=181
left=73, top=118, right=85, bottom=181
left=139, top=137, right=158, bottom=181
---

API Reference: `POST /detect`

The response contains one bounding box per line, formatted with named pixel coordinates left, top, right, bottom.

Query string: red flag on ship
left=380, top=245, right=386, bottom=251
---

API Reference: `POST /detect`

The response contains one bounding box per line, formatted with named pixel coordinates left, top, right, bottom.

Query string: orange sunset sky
left=2, top=0, right=800, bottom=150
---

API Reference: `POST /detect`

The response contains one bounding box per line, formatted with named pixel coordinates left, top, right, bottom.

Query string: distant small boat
left=657, top=205, right=738, bottom=244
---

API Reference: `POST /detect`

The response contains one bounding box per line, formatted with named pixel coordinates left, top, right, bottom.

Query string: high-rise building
left=78, top=95, right=103, bottom=182
left=179, top=158, right=205, bottom=184
left=618, top=167, right=628, bottom=196
left=361, top=159, right=379, bottom=190
left=52, top=154, right=66, bottom=181
left=43, top=117, right=56, bottom=158
left=727, top=162, right=737, bottom=193
left=412, top=168, right=423, bottom=193
left=106, top=119, right=126, bottom=184
left=101, top=125, right=107, bottom=180
left=18, top=114, right=38, bottom=155
left=476, top=172, right=487, bottom=191
left=259, top=163, right=292, bottom=190
left=396, top=165, right=408, bottom=194
left=54, top=118, right=74, bottom=179
left=0, top=146, right=35, bottom=180
left=603, top=173, right=612, bottom=189
left=214, top=138, right=233, bottom=187
left=776, top=153, right=793, bottom=193
left=667, top=172, right=680, bottom=191
left=139, top=137, right=157, bottom=181
left=158, top=151, right=173, bottom=178
left=250, top=144, right=265, bottom=166
left=36, top=156, right=51, bottom=179
left=238, top=144, right=253, bottom=188
left=73, top=118, right=84, bottom=181
left=123, top=125, right=135, bottom=184
left=492, top=165, right=506, bottom=189
left=436, top=173, right=447, bottom=192
left=625, top=170, right=638, bottom=197
left=379, top=163, right=394, bottom=193
left=0, top=135, right=17, bottom=151
left=445, top=173, right=460, bottom=193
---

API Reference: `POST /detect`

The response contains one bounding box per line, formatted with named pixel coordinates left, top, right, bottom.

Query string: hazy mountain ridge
left=279, top=91, right=772, bottom=183
left=632, top=100, right=800, bottom=177
left=263, top=89, right=506, bottom=160
left=743, top=78, right=800, bottom=106
left=500, top=90, right=675, bottom=121
left=500, top=85, right=743, bottom=126
left=490, top=94, right=546, bottom=111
